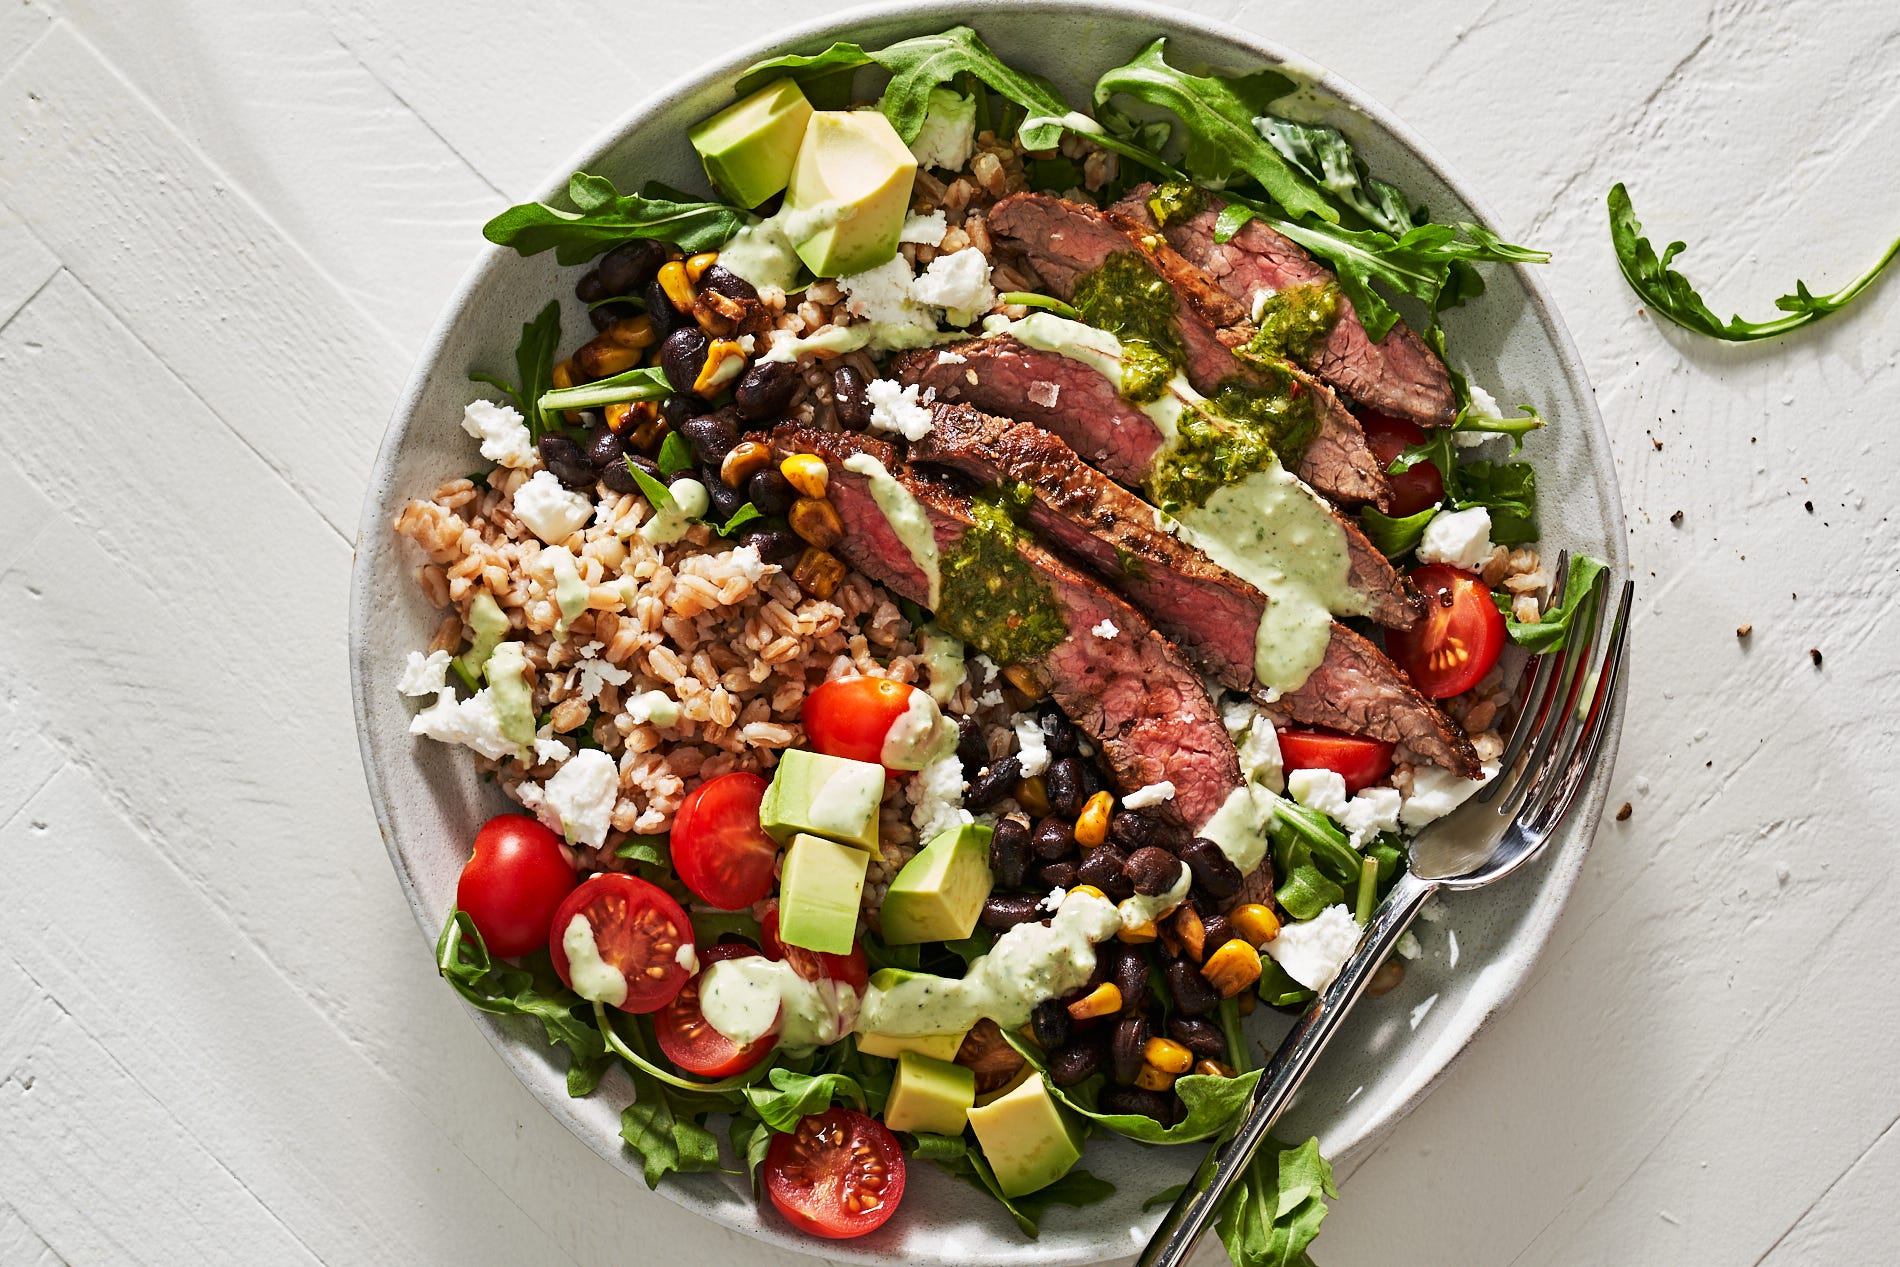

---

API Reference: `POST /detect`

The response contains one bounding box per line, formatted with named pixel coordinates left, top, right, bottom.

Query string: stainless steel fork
left=1139, top=560, right=1634, bottom=1267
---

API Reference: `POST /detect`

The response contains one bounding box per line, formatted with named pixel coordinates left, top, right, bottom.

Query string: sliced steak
left=1114, top=185, right=1457, bottom=427
left=771, top=425, right=1244, bottom=826
left=987, top=193, right=1389, bottom=508
left=1280, top=625, right=1479, bottom=776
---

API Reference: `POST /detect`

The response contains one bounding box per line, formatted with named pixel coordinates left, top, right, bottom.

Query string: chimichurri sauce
left=1241, top=281, right=1340, bottom=364
left=1072, top=252, right=1188, bottom=398
left=936, top=487, right=1067, bottom=664
left=1146, top=180, right=1205, bottom=228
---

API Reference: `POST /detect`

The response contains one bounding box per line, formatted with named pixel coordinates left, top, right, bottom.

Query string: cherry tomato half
left=802, top=676, right=931, bottom=770
left=671, top=772, right=779, bottom=910
left=762, top=907, right=869, bottom=992
left=1386, top=562, right=1507, bottom=699
left=656, top=944, right=778, bottom=1078
left=548, top=874, right=695, bottom=1014
left=764, top=1108, right=907, bottom=1239
left=1360, top=410, right=1446, bottom=519
left=1276, top=729, right=1396, bottom=796
left=456, top=814, right=577, bottom=958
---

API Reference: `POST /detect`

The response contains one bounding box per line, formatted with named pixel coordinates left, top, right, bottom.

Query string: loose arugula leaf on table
left=937, top=1148, right=1116, bottom=1238
left=1001, top=1029, right=1263, bottom=1144
left=873, top=26, right=1072, bottom=150
left=743, top=1067, right=869, bottom=1132
left=469, top=300, right=562, bottom=441
left=1499, top=553, right=1608, bottom=652
left=435, top=910, right=609, bottom=1097
left=484, top=172, right=748, bottom=265
left=734, top=41, right=873, bottom=107
left=1608, top=183, right=1900, bottom=341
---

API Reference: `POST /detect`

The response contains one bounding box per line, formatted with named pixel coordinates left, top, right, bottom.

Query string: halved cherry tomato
left=762, top=907, right=868, bottom=992
left=655, top=944, right=778, bottom=1078
left=1360, top=410, right=1446, bottom=518
left=802, top=676, right=942, bottom=771
left=671, top=772, right=779, bottom=910
left=1386, top=562, right=1507, bottom=699
left=1277, top=729, right=1396, bottom=796
left=764, top=1107, right=906, bottom=1239
left=456, top=813, right=577, bottom=958
left=548, top=874, right=695, bottom=1014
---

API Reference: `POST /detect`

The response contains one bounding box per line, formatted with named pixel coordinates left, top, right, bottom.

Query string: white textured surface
left=1, top=2, right=1896, bottom=1265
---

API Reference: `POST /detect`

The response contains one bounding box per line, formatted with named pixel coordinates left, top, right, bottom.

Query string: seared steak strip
left=770, top=425, right=1244, bottom=827
left=1114, top=185, right=1457, bottom=428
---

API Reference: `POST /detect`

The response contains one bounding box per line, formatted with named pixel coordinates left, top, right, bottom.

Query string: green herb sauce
left=1072, top=252, right=1189, bottom=380
left=934, top=487, right=1067, bottom=664
left=1146, top=181, right=1206, bottom=228
left=1241, top=282, right=1341, bottom=363
left=1149, top=400, right=1280, bottom=513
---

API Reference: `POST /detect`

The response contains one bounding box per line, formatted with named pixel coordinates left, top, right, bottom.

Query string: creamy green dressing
left=759, top=324, right=873, bottom=365
left=879, top=687, right=957, bottom=770
left=545, top=546, right=588, bottom=638
left=1197, top=783, right=1277, bottom=875
left=1116, top=863, right=1190, bottom=931
left=919, top=628, right=966, bottom=707
left=699, top=955, right=858, bottom=1051
left=843, top=452, right=941, bottom=607
left=718, top=200, right=852, bottom=292
left=809, top=761, right=887, bottom=839
left=561, top=913, right=628, bottom=1006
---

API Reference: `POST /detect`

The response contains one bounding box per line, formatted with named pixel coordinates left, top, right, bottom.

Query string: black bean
left=1110, top=1015, right=1150, bottom=1086
left=989, top=814, right=1030, bottom=889
left=1125, top=847, right=1183, bottom=897
left=645, top=276, right=679, bottom=341
left=746, top=469, right=795, bottom=517
left=979, top=893, right=1044, bottom=931
left=1037, top=703, right=1078, bottom=757
left=661, top=393, right=706, bottom=427
left=733, top=359, right=801, bottom=422
left=1075, top=844, right=1131, bottom=900
left=1037, top=860, right=1079, bottom=889
left=965, top=755, right=1021, bottom=810
left=1168, top=1016, right=1227, bottom=1061
left=1164, top=956, right=1222, bottom=1016
left=1198, top=913, right=1232, bottom=956
left=698, top=263, right=759, bottom=303
left=597, top=239, right=667, bottom=294
left=574, top=268, right=610, bottom=304
left=831, top=364, right=870, bottom=430
left=1030, top=999, right=1071, bottom=1050
left=587, top=300, right=639, bottom=332
left=1112, top=949, right=1150, bottom=1014
left=599, top=455, right=637, bottom=494
left=1075, top=758, right=1103, bottom=804
left=705, top=477, right=746, bottom=524
left=1047, top=1038, right=1105, bottom=1087
left=738, top=528, right=801, bottom=563
left=678, top=413, right=737, bottom=465
left=537, top=435, right=594, bottom=490
left=1180, top=837, right=1243, bottom=901
left=1045, top=757, right=1085, bottom=818
left=1098, top=1085, right=1171, bottom=1121
left=660, top=327, right=709, bottom=394
left=1108, top=810, right=1162, bottom=852
left=584, top=424, right=626, bottom=469
left=1030, top=816, right=1075, bottom=861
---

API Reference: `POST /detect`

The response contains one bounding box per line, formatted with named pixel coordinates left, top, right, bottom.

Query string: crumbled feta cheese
left=1038, top=887, right=1067, bottom=913
left=1416, top=506, right=1493, bottom=570
left=907, top=87, right=977, bottom=172
left=1399, top=762, right=1497, bottom=828
left=409, top=688, right=520, bottom=761
left=1459, top=382, right=1504, bottom=446
left=513, top=470, right=592, bottom=544
left=1122, top=781, right=1176, bottom=810
left=910, top=751, right=972, bottom=842
left=900, top=211, right=949, bottom=246
left=1091, top=619, right=1119, bottom=639
left=532, top=724, right=570, bottom=766
left=974, top=654, right=1000, bottom=683
left=1027, top=381, right=1060, bottom=408
left=836, top=255, right=938, bottom=348
left=1012, top=714, right=1050, bottom=777
left=737, top=334, right=756, bottom=354
left=575, top=655, right=631, bottom=704
left=1287, top=768, right=1402, bottom=848
left=674, top=943, right=699, bottom=974
left=723, top=543, right=766, bottom=585
left=1419, top=897, right=1449, bottom=923
left=1263, top=904, right=1361, bottom=991
left=538, top=748, right=619, bottom=848
left=909, top=248, right=995, bottom=321
left=865, top=378, right=936, bottom=440
left=398, top=649, right=452, bottom=697
left=1396, top=930, right=1422, bottom=960
left=1222, top=699, right=1285, bottom=793
left=935, top=350, right=967, bottom=365
left=461, top=399, right=538, bottom=469
left=975, top=688, right=1005, bottom=709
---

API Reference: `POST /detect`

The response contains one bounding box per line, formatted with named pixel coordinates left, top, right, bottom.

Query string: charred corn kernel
left=576, top=338, right=642, bottom=379
left=719, top=440, right=773, bottom=488
left=604, top=314, right=658, bottom=350
left=1134, top=1064, right=1177, bottom=1092
left=1201, top=940, right=1262, bottom=998
left=1117, top=920, right=1158, bottom=944
left=1194, top=1059, right=1237, bottom=1079
left=1066, top=982, right=1121, bottom=1021
left=603, top=401, right=635, bottom=434
left=1230, top=903, right=1281, bottom=947
left=1014, top=774, right=1050, bottom=817
left=1172, top=903, right=1207, bottom=962
left=1075, top=791, right=1114, bottom=848
left=780, top=453, right=829, bottom=498
left=1236, top=988, right=1256, bottom=1015
left=693, top=339, right=749, bottom=396
left=657, top=260, right=695, bottom=313
left=789, top=496, right=845, bottom=549
left=628, top=408, right=667, bottom=452
left=1001, top=663, right=1047, bottom=700
left=1067, top=884, right=1106, bottom=903
left=1144, top=1038, right=1193, bottom=1075
left=790, top=547, right=846, bottom=599
left=684, top=252, right=719, bottom=284
left=551, top=358, right=579, bottom=391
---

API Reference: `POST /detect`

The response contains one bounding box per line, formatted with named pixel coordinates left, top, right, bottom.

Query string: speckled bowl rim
left=349, top=3, right=1628, bottom=1262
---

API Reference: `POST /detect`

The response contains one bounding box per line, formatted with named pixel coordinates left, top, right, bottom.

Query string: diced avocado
left=884, top=1050, right=976, bottom=1136
left=783, top=110, right=917, bottom=278
left=760, top=748, right=884, bottom=852
left=777, top=832, right=870, bottom=955
left=965, top=1074, right=1084, bottom=1198
left=484, top=641, right=535, bottom=750
left=454, top=591, right=510, bottom=685
left=854, top=1029, right=969, bottom=1063
left=879, top=823, right=994, bottom=944
left=688, top=78, right=813, bottom=209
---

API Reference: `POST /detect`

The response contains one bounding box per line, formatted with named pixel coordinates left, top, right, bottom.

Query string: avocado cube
left=854, top=1029, right=969, bottom=1063
left=884, top=1051, right=976, bottom=1137
left=688, top=78, right=814, bottom=209
left=783, top=110, right=918, bottom=278
left=760, top=749, right=884, bottom=851
left=965, top=1075, right=1084, bottom=1197
left=879, top=823, right=994, bottom=944
left=776, top=833, right=869, bottom=955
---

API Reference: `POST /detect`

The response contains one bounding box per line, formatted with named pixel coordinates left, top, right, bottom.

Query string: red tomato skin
left=802, top=677, right=914, bottom=767
left=1276, top=730, right=1396, bottom=796
left=1361, top=410, right=1446, bottom=519
left=670, top=772, right=779, bottom=910
left=764, top=1108, right=907, bottom=1239
left=762, top=908, right=869, bottom=991
left=656, top=944, right=778, bottom=1078
left=456, top=814, right=577, bottom=958
left=547, top=874, right=696, bottom=1014
left=1387, top=563, right=1508, bottom=699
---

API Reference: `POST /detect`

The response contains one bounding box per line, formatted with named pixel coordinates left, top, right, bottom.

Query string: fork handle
left=1137, top=868, right=1439, bottom=1267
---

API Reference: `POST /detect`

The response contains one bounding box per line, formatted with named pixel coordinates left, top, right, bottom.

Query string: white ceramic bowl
left=349, top=3, right=1628, bottom=1261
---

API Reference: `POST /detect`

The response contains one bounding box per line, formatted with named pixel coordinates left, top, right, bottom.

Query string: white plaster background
left=1, top=1, right=1897, bottom=1263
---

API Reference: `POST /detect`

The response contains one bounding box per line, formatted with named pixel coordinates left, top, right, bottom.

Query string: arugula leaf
left=1093, top=39, right=1332, bottom=224
left=938, top=1148, right=1116, bottom=1238
left=715, top=502, right=764, bottom=538
left=729, top=1114, right=775, bottom=1187
left=1268, top=794, right=1361, bottom=888
left=1256, top=116, right=1416, bottom=237
left=625, top=455, right=679, bottom=514
left=469, top=300, right=562, bottom=441
left=872, top=27, right=1071, bottom=150
left=485, top=172, right=748, bottom=265
left=1359, top=504, right=1438, bottom=560
left=1501, top=553, right=1608, bottom=652
left=1143, top=1183, right=1188, bottom=1212
left=1276, top=863, right=1345, bottom=921
left=1455, top=461, right=1538, bottom=545
left=618, top=1071, right=726, bottom=1188
left=902, top=1132, right=970, bottom=1162
left=1608, top=183, right=1900, bottom=341
left=435, top=911, right=608, bottom=1096
left=1215, top=1137, right=1338, bottom=1267
left=614, top=835, right=668, bottom=866
left=657, top=430, right=695, bottom=477
left=540, top=364, right=672, bottom=413
left=999, top=1028, right=1262, bottom=1144
left=1257, top=959, right=1315, bottom=1009
left=734, top=41, right=872, bottom=107
left=742, top=1068, right=868, bottom=1132
left=861, top=931, right=923, bottom=973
